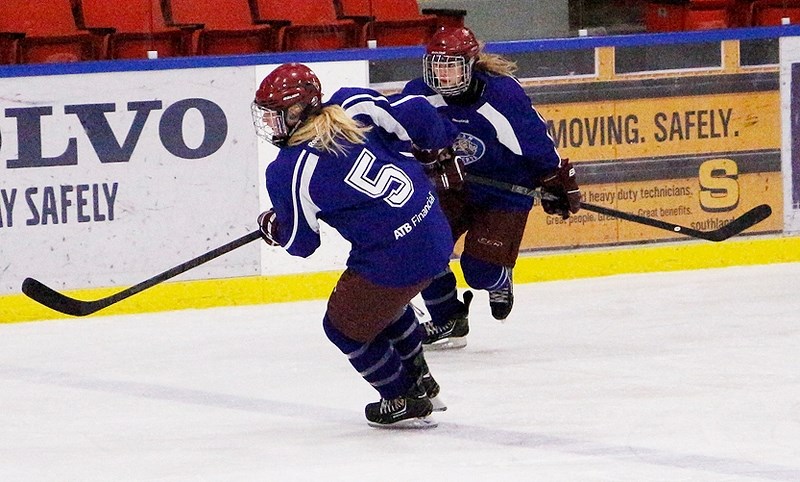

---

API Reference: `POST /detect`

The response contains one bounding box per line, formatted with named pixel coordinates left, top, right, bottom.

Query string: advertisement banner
left=0, top=66, right=260, bottom=293
left=513, top=74, right=783, bottom=250
left=523, top=171, right=783, bottom=249
left=539, top=92, right=780, bottom=163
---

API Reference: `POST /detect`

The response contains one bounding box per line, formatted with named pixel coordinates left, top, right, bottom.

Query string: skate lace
left=489, top=286, right=511, bottom=303
left=380, top=397, right=406, bottom=414
left=424, top=319, right=453, bottom=336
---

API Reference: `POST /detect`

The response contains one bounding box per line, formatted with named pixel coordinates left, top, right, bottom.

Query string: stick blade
left=706, top=204, right=772, bottom=242
left=21, top=278, right=97, bottom=317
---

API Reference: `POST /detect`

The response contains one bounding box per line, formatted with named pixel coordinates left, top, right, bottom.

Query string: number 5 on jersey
left=345, top=148, right=414, bottom=207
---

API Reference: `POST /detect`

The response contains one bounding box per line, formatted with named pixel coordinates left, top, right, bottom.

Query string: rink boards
left=4, top=31, right=800, bottom=322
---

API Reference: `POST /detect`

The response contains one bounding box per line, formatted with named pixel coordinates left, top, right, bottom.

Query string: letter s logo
left=698, top=158, right=739, bottom=212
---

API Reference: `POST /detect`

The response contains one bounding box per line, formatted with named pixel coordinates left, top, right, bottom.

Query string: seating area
left=645, top=0, right=800, bottom=31
left=0, top=0, right=465, bottom=65
left=252, top=0, right=361, bottom=52
left=0, top=0, right=110, bottom=64
left=334, top=0, right=466, bottom=47
left=165, top=0, right=278, bottom=55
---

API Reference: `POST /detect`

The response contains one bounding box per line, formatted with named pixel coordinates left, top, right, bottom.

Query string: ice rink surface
left=1, top=262, right=799, bottom=481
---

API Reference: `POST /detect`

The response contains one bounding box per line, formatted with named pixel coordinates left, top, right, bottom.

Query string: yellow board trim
left=4, top=236, right=799, bottom=324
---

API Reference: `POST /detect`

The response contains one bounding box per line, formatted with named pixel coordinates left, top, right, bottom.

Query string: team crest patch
left=453, top=132, right=485, bottom=165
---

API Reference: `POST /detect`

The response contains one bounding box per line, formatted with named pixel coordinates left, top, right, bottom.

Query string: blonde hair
left=288, top=105, right=372, bottom=155
left=474, top=42, right=518, bottom=77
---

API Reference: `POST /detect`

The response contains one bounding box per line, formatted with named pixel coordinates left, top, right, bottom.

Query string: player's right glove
left=538, top=159, right=582, bottom=219
left=257, top=209, right=281, bottom=246
left=413, top=146, right=465, bottom=191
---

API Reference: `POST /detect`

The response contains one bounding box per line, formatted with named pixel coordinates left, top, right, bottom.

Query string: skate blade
left=367, top=416, right=438, bottom=429
left=423, top=336, right=467, bottom=351
left=430, top=395, right=447, bottom=412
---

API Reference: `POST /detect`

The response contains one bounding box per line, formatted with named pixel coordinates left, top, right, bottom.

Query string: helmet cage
left=251, top=102, right=289, bottom=146
left=424, top=54, right=474, bottom=96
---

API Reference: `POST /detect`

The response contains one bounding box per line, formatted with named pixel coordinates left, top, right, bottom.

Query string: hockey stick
left=22, top=230, right=264, bottom=317
left=464, top=173, right=772, bottom=242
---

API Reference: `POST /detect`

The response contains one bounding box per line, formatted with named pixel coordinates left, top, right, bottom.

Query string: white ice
left=1, top=263, right=799, bottom=481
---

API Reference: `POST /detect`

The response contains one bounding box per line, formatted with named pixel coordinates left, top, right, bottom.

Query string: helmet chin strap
left=286, top=102, right=323, bottom=139
left=286, top=121, right=302, bottom=140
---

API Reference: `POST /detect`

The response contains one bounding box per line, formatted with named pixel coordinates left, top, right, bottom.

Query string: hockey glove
left=414, top=146, right=465, bottom=191
left=257, top=209, right=281, bottom=246
left=538, top=159, right=582, bottom=219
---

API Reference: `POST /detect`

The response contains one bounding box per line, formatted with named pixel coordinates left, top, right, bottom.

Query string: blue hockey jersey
left=264, top=87, right=458, bottom=287
left=402, top=70, right=562, bottom=211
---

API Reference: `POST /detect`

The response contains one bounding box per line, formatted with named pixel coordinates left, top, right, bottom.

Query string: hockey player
left=252, top=63, right=459, bottom=428
left=401, top=26, right=581, bottom=349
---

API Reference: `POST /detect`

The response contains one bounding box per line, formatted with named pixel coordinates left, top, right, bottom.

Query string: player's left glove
left=538, top=159, right=582, bottom=219
left=257, top=209, right=281, bottom=246
left=413, top=146, right=465, bottom=191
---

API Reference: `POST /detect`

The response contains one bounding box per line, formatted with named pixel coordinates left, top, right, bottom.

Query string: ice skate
left=488, top=274, right=514, bottom=321
left=422, top=291, right=473, bottom=350
left=365, top=381, right=436, bottom=429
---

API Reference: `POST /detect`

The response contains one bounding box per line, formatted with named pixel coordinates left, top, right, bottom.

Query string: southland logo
left=2, top=98, right=228, bottom=168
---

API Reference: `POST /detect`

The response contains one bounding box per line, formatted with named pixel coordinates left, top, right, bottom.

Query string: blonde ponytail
left=474, top=42, right=518, bottom=77
left=288, top=105, right=372, bottom=155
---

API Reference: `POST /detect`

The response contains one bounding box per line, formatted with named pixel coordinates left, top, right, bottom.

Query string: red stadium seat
left=252, top=0, right=360, bottom=51
left=732, top=0, right=756, bottom=27
left=645, top=2, right=687, bottom=32
left=684, top=0, right=736, bottom=30
left=645, top=0, right=740, bottom=31
left=164, top=0, right=278, bottom=54
left=753, top=7, right=800, bottom=25
left=0, top=0, right=110, bottom=64
left=751, top=1, right=800, bottom=25
left=76, top=0, right=201, bottom=59
left=335, top=0, right=466, bottom=47
left=0, top=33, right=23, bottom=65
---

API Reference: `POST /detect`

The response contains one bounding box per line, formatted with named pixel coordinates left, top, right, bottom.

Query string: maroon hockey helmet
left=424, top=27, right=480, bottom=96
left=252, top=63, right=322, bottom=145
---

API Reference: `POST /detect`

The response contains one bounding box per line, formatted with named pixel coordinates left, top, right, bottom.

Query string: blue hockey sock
left=323, top=314, right=412, bottom=400
left=380, top=305, right=423, bottom=375
left=461, top=253, right=511, bottom=291
left=421, top=268, right=462, bottom=325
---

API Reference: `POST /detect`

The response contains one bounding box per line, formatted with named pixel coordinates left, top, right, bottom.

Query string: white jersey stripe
left=340, top=93, right=388, bottom=110
left=283, top=150, right=306, bottom=250
left=284, top=150, right=321, bottom=250
left=477, top=102, right=523, bottom=156
left=389, top=94, right=426, bottom=106
left=345, top=101, right=412, bottom=142
left=425, top=94, right=448, bottom=108
left=298, top=152, right=321, bottom=234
